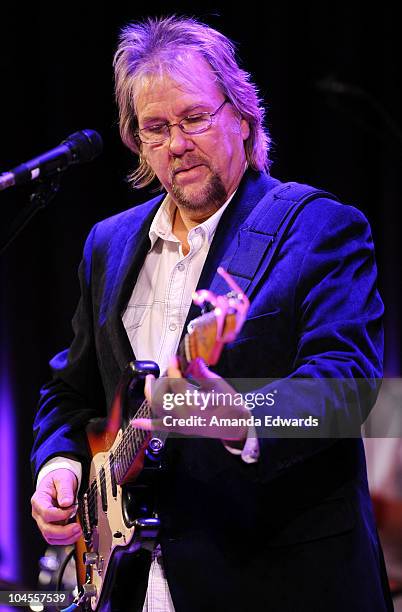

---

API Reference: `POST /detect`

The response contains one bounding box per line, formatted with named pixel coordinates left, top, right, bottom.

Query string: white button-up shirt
left=122, top=193, right=233, bottom=375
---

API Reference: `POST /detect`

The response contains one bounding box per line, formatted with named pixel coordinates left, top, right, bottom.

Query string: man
left=31, top=16, right=393, bottom=611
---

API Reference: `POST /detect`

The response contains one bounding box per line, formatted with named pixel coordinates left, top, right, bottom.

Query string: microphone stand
left=0, top=174, right=61, bottom=255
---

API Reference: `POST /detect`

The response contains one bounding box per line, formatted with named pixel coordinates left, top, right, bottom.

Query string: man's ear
left=240, top=118, right=250, bottom=141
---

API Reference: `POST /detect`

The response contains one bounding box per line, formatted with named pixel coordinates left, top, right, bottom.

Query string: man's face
left=136, top=53, right=250, bottom=214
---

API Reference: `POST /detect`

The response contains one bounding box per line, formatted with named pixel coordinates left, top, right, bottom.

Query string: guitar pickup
left=109, top=452, right=118, bottom=498
left=99, top=466, right=108, bottom=513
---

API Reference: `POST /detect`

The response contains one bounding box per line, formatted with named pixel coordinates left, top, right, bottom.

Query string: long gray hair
left=113, top=15, right=271, bottom=188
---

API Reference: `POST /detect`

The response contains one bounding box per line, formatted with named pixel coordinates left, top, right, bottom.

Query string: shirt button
left=195, top=227, right=202, bottom=234
left=169, top=323, right=177, bottom=331
left=177, top=263, right=185, bottom=271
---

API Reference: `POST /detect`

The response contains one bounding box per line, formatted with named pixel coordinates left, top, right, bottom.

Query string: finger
left=148, top=375, right=192, bottom=411
left=188, top=359, right=237, bottom=393
left=131, top=418, right=164, bottom=431
left=31, top=492, right=75, bottom=523
left=45, top=533, right=83, bottom=546
left=167, top=356, right=182, bottom=377
left=42, top=526, right=82, bottom=545
left=36, top=515, right=82, bottom=543
left=53, top=473, right=78, bottom=509
left=32, top=469, right=78, bottom=523
left=186, top=357, right=216, bottom=379
left=34, top=503, right=77, bottom=524
left=131, top=417, right=154, bottom=431
left=148, top=375, right=171, bottom=407
left=144, top=374, right=155, bottom=403
left=65, top=502, right=79, bottom=518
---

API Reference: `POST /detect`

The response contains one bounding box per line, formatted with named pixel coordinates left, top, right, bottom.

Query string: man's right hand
left=31, top=468, right=82, bottom=545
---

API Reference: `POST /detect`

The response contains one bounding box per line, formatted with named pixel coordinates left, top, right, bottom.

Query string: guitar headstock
left=179, top=267, right=249, bottom=372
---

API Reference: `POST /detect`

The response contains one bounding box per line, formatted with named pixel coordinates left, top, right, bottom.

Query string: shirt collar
left=148, top=189, right=237, bottom=250
left=148, top=196, right=176, bottom=249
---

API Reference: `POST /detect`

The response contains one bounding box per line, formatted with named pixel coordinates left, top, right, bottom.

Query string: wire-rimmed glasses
left=136, top=99, right=228, bottom=145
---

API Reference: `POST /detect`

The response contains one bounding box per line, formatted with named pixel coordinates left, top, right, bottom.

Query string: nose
left=168, top=125, right=194, bottom=156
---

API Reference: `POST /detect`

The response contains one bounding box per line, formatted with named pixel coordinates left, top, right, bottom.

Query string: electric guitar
left=73, top=268, right=249, bottom=611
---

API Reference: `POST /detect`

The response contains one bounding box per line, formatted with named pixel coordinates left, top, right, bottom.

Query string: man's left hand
left=131, top=356, right=250, bottom=442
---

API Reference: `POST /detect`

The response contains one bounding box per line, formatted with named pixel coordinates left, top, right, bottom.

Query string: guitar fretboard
left=79, top=399, right=151, bottom=539
left=114, top=399, right=151, bottom=482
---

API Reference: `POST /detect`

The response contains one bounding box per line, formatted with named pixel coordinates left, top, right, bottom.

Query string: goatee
left=171, top=171, right=227, bottom=212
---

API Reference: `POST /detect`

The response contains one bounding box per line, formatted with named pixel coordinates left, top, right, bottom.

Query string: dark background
left=0, top=3, right=401, bottom=589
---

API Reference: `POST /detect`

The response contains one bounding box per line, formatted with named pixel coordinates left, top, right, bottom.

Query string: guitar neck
left=79, top=399, right=151, bottom=538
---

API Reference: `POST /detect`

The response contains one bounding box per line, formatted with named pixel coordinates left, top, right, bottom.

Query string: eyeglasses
left=136, top=99, right=229, bottom=144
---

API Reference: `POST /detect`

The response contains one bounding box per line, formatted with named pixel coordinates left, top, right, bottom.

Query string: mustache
left=170, top=156, right=209, bottom=177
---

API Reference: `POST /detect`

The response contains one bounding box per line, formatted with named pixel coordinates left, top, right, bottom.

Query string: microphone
left=0, top=129, right=103, bottom=191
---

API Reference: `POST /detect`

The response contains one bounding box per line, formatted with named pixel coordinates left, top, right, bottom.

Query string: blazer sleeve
left=31, top=223, right=107, bottom=481
left=250, top=202, right=384, bottom=482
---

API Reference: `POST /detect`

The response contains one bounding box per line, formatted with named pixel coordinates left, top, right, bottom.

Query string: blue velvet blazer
left=32, top=170, right=392, bottom=611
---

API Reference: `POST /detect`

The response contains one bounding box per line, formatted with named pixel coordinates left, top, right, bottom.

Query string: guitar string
left=79, top=398, right=152, bottom=522
left=81, top=398, right=150, bottom=519
left=81, top=414, right=149, bottom=523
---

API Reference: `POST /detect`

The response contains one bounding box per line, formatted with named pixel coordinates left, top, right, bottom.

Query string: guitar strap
left=146, top=184, right=341, bottom=471
left=225, top=181, right=340, bottom=294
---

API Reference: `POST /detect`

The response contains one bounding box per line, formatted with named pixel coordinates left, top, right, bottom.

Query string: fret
left=90, top=479, right=98, bottom=526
